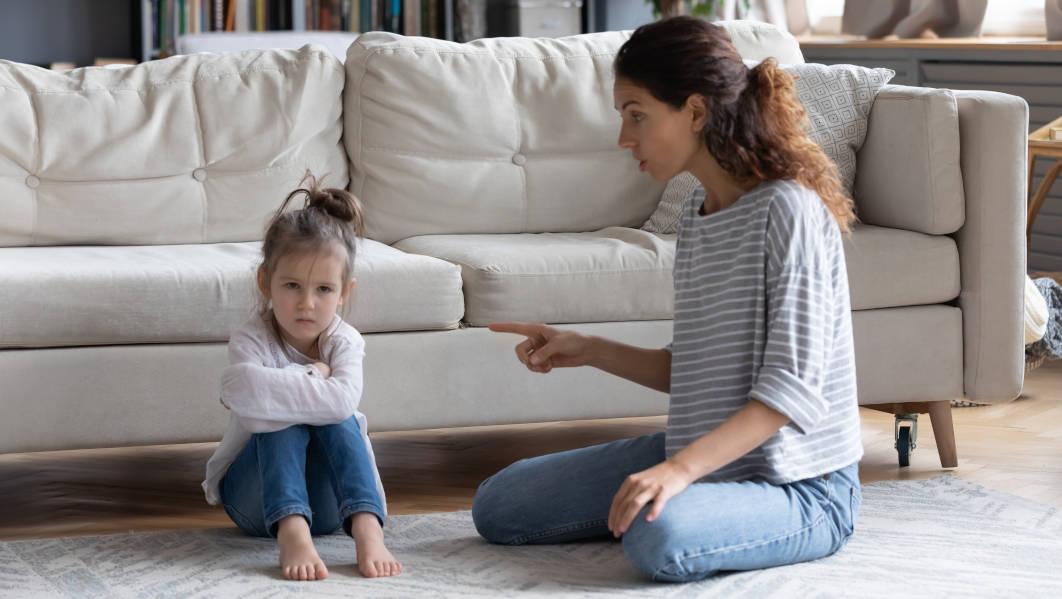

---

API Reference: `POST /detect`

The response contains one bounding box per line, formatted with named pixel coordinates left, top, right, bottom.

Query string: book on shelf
left=142, top=0, right=463, bottom=61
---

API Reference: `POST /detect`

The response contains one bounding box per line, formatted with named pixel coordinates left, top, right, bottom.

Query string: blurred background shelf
left=0, top=0, right=672, bottom=68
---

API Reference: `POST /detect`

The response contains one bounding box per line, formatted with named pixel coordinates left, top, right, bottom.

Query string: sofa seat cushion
left=395, top=223, right=955, bottom=326
left=0, top=239, right=463, bottom=349
left=395, top=228, right=676, bottom=326
left=844, top=224, right=960, bottom=310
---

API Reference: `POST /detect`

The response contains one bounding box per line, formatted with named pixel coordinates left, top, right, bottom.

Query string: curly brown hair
left=614, top=16, right=856, bottom=234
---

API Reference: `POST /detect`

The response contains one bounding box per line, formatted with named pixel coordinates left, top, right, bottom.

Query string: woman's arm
left=607, top=400, right=789, bottom=535
left=586, top=337, right=672, bottom=394
left=669, top=400, right=789, bottom=481
left=489, top=322, right=671, bottom=394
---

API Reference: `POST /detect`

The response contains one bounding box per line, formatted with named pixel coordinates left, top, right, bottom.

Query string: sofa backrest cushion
left=854, top=84, right=965, bottom=235
left=344, top=21, right=804, bottom=244
left=177, top=31, right=360, bottom=62
left=0, top=45, right=346, bottom=247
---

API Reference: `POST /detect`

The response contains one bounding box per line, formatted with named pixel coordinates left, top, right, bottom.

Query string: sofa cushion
left=0, top=239, right=463, bottom=349
left=177, top=31, right=359, bottom=61
left=394, top=228, right=675, bottom=326
left=344, top=31, right=662, bottom=245
left=0, top=45, right=346, bottom=247
left=853, top=85, right=965, bottom=235
left=394, top=223, right=955, bottom=326
left=344, top=22, right=804, bottom=245
left=844, top=224, right=960, bottom=310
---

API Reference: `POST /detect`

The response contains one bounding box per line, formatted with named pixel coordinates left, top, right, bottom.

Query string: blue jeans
left=220, top=416, right=386, bottom=538
left=472, top=432, right=860, bottom=582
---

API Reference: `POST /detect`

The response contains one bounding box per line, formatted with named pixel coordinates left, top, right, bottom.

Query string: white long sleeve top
left=202, top=313, right=384, bottom=508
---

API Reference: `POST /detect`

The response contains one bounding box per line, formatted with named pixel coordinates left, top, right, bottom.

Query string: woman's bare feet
left=276, top=515, right=328, bottom=581
left=350, top=512, right=402, bottom=578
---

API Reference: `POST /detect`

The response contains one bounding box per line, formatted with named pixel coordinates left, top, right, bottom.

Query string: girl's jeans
left=220, top=416, right=385, bottom=538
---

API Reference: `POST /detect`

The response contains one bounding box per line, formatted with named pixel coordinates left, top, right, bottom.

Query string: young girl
left=203, top=175, right=402, bottom=581
left=474, top=17, right=862, bottom=582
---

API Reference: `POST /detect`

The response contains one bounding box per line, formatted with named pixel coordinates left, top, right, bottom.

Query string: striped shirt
left=666, top=179, right=862, bottom=485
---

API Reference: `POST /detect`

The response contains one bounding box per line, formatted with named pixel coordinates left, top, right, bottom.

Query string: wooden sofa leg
left=927, top=400, right=958, bottom=468
left=865, top=401, right=960, bottom=469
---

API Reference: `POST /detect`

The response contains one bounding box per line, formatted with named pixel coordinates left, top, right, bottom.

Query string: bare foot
left=350, top=512, right=402, bottom=578
left=276, top=515, right=328, bottom=581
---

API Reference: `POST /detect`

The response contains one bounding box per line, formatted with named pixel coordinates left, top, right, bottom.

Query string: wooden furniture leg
left=1028, top=151, right=1037, bottom=207
left=926, top=400, right=958, bottom=468
left=1027, top=159, right=1062, bottom=239
left=864, top=400, right=958, bottom=468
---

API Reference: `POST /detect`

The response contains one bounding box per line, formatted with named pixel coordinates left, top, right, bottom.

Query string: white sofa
left=0, top=22, right=1026, bottom=468
left=176, top=31, right=360, bottom=61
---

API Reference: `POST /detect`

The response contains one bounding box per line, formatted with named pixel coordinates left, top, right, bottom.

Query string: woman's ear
left=256, top=267, right=270, bottom=300
left=687, top=94, right=709, bottom=133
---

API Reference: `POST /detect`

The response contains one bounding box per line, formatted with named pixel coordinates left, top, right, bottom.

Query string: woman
left=472, top=16, right=863, bottom=582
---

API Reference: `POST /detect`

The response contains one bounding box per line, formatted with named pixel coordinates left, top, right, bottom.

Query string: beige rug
left=2, top=476, right=1061, bottom=598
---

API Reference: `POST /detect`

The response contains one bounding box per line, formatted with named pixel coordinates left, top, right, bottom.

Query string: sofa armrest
left=854, top=85, right=964, bottom=235
left=954, top=90, right=1028, bottom=403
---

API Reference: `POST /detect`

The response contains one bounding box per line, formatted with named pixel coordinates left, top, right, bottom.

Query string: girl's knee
left=310, top=417, right=362, bottom=441
left=223, top=503, right=271, bottom=538
left=310, top=511, right=342, bottom=536
left=254, top=424, right=307, bottom=443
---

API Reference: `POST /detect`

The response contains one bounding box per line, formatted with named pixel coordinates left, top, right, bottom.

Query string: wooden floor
left=2, top=362, right=1061, bottom=542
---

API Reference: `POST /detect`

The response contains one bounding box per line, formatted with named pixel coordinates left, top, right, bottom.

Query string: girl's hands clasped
left=488, top=322, right=595, bottom=373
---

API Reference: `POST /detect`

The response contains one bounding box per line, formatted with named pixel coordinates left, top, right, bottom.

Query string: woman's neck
left=687, top=147, right=757, bottom=216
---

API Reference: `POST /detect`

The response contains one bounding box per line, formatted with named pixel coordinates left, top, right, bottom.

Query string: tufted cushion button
left=512, top=153, right=527, bottom=166
left=192, top=168, right=207, bottom=182
left=25, top=175, right=40, bottom=189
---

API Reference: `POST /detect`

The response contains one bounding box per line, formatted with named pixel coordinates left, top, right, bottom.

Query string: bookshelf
left=142, top=1, right=453, bottom=60
left=141, top=0, right=603, bottom=61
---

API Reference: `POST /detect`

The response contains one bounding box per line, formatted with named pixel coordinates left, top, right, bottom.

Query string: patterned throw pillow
left=642, top=63, right=894, bottom=234
left=642, top=172, right=703, bottom=234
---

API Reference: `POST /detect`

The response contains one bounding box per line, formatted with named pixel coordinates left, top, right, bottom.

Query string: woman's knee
left=622, top=509, right=713, bottom=582
left=471, top=465, right=529, bottom=545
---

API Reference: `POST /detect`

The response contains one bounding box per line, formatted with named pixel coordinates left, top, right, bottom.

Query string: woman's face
left=613, top=77, right=703, bottom=182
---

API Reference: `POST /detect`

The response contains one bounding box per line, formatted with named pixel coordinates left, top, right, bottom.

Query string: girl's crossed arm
left=220, top=329, right=365, bottom=428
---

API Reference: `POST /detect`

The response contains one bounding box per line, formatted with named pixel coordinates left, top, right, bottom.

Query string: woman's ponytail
left=615, top=17, right=857, bottom=234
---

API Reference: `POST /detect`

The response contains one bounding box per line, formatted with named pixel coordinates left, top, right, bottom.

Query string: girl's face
left=613, top=77, right=706, bottom=182
left=258, top=247, right=354, bottom=356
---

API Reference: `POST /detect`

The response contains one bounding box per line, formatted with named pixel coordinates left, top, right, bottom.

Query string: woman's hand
left=312, top=362, right=331, bottom=378
left=488, top=322, right=596, bottom=373
left=607, top=460, right=696, bottom=537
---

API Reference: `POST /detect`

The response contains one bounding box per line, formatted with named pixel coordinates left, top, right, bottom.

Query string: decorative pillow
left=642, top=172, right=702, bottom=234
left=642, top=63, right=894, bottom=233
